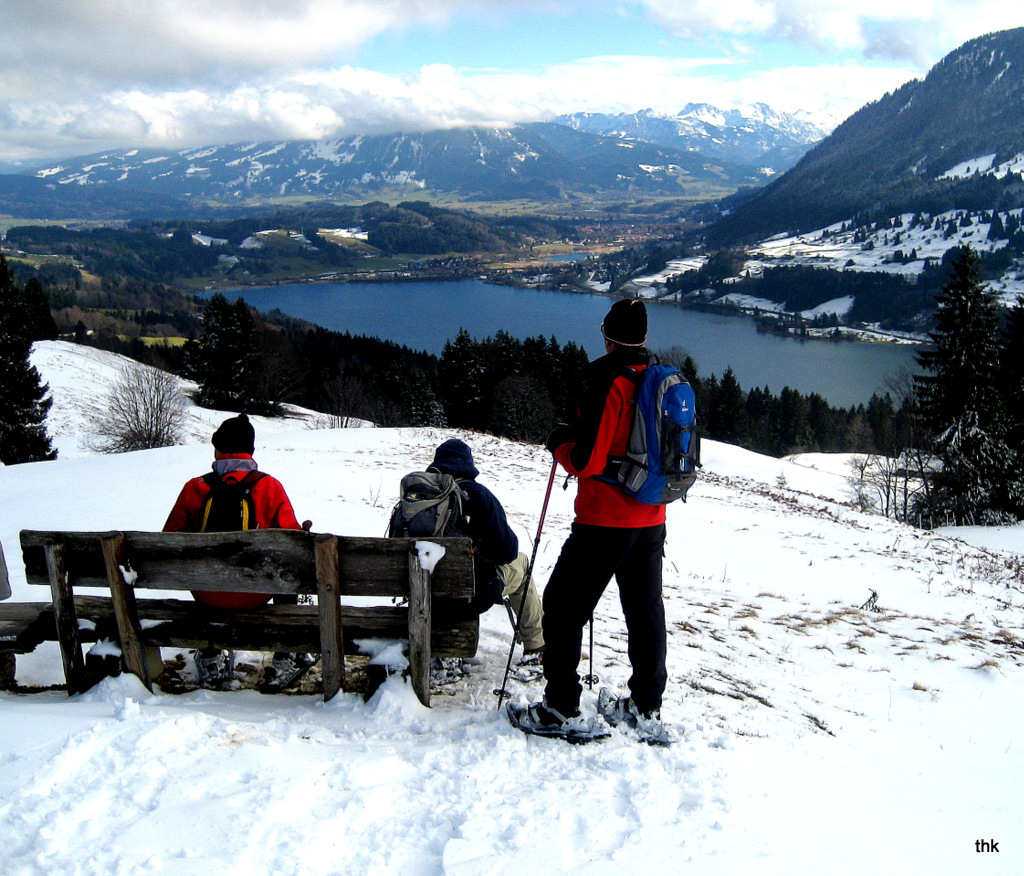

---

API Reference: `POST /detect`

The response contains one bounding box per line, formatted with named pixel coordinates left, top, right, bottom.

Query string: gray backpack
left=387, top=471, right=468, bottom=538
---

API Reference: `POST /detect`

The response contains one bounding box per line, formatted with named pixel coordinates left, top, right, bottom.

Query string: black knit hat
left=601, top=298, right=648, bottom=347
left=429, top=438, right=479, bottom=480
left=212, top=414, right=255, bottom=454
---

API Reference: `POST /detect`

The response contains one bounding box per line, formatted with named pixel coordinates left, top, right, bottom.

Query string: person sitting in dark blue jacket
left=427, top=439, right=544, bottom=660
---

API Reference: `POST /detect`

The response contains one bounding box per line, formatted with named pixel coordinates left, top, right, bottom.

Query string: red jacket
left=163, top=454, right=301, bottom=609
left=554, top=350, right=667, bottom=529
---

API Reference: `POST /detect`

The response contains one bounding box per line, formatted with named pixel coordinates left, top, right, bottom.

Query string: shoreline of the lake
left=208, top=272, right=928, bottom=349
left=201, top=278, right=924, bottom=408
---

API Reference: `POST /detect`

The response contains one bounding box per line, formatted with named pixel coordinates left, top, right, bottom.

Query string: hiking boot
left=261, top=652, right=318, bottom=691
left=430, top=656, right=466, bottom=686
left=195, top=648, right=235, bottom=688
left=597, top=688, right=676, bottom=746
left=506, top=699, right=610, bottom=743
left=512, top=646, right=544, bottom=682
left=516, top=645, right=544, bottom=669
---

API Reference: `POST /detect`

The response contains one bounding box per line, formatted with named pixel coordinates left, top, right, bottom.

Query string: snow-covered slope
left=30, top=340, right=345, bottom=459
left=1, top=341, right=1023, bottom=874
left=627, top=207, right=1024, bottom=327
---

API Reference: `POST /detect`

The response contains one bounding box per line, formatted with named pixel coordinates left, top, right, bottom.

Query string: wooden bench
left=4, top=529, right=476, bottom=706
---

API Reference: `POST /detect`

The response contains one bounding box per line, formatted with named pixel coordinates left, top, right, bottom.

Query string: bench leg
left=45, top=541, right=89, bottom=694
left=407, top=549, right=432, bottom=708
left=315, top=534, right=345, bottom=701
left=0, top=652, right=14, bottom=690
left=102, top=535, right=154, bottom=691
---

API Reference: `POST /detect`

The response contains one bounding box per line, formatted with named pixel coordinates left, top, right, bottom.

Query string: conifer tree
left=22, top=279, right=59, bottom=341
left=915, top=246, right=1011, bottom=523
left=195, top=294, right=266, bottom=413
left=439, top=329, right=486, bottom=429
left=1000, top=295, right=1024, bottom=513
left=712, top=367, right=749, bottom=446
left=777, top=387, right=813, bottom=455
left=0, top=255, right=57, bottom=464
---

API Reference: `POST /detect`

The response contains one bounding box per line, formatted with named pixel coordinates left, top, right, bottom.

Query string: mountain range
left=1, top=110, right=820, bottom=219
left=554, top=103, right=828, bottom=171
left=5, top=27, right=1024, bottom=262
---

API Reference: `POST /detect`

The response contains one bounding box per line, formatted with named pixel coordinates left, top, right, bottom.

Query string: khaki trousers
left=500, top=552, right=544, bottom=651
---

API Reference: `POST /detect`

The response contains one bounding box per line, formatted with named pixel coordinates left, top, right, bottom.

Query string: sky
left=2, top=1, right=1024, bottom=167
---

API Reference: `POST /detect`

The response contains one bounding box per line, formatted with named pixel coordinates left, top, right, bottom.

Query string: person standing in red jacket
left=164, top=414, right=309, bottom=688
left=509, top=299, right=670, bottom=742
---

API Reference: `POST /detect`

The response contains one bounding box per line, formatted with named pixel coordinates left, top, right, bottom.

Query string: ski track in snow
left=1, top=341, right=1023, bottom=874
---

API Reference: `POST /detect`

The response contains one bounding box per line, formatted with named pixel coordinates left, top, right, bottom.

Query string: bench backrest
left=20, top=530, right=475, bottom=599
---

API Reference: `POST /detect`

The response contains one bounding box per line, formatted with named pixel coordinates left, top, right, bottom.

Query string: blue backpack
left=609, top=364, right=701, bottom=505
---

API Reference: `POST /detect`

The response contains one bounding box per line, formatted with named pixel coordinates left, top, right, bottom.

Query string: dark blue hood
left=428, top=438, right=479, bottom=480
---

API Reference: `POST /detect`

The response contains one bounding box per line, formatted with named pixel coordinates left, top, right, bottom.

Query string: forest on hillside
left=4, top=202, right=578, bottom=287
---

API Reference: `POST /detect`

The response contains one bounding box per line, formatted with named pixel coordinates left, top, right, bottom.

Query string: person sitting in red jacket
left=163, top=414, right=311, bottom=688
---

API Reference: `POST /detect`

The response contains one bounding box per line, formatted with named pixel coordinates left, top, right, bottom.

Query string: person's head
left=211, top=414, right=255, bottom=456
left=601, top=298, right=648, bottom=351
left=428, top=438, right=479, bottom=480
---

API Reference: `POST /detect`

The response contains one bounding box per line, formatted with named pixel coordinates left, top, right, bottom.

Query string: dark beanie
left=212, top=414, right=255, bottom=455
left=429, top=438, right=479, bottom=480
left=601, top=299, right=648, bottom=346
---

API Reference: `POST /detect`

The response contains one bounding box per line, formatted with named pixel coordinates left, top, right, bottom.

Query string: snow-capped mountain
left=22, top=122, right=767, bottom=208
left=554, top=103, right=829, bottom=173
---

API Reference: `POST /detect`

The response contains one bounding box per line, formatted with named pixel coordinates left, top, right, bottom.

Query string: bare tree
left=94, top=363, right=188, bottom=453
left=320, top=374, right=371, bottom=428
left=849, top=449, right=928, bottom=522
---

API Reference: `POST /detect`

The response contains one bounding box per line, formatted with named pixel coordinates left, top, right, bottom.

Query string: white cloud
left=0, top=1, right=1021, bottom=164
left=0, top=55, right=921, bottom=164
left=0, top=0, right=479, bottom=97
left=636, top=0, right=1024, bottom=64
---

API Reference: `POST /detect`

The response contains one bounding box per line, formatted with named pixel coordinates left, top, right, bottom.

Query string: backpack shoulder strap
left=237, top=470, right=267, bottom=493
left=619, top=365, right=645, bottom=387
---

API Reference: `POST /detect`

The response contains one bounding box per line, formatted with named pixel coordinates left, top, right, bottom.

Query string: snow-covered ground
left=2, top=341, right=1023, bottom=874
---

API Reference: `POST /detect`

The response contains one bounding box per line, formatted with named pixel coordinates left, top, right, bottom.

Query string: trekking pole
left=495, top=457, right=559, bottom=710
left=581, top=613, right=599, bottom=690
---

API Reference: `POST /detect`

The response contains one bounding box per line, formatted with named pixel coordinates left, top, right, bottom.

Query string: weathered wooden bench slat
left=4, top=598, right=477, bottom=655
left=20, top=530, right=475, bottom=598
left=0, top=602, right=59, bottom=662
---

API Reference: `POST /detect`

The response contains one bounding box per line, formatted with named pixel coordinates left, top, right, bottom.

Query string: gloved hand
left=545, top=423, right=573, bottom=454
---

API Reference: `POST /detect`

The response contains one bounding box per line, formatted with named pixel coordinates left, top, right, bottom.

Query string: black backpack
left=198, top=470, right=267, bottom=532
left=387, top=471, right=468, bottom=538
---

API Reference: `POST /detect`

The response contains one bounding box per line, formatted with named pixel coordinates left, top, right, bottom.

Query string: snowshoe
left=506, top=700, right=610, bottom=744
left=430, top=656, right=467, bottom=686
left=597, top=688, right=677, bottom=746
left=259, top=652, right=318, bottom=693
left=194, top=648, right=235, bottom=689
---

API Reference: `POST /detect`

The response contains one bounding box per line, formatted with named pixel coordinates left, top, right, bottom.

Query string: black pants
left=542, top=522, right=667, bottom=716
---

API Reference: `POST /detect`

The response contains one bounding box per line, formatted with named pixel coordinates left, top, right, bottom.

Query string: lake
left=210, top=279, right=923, bottom=408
